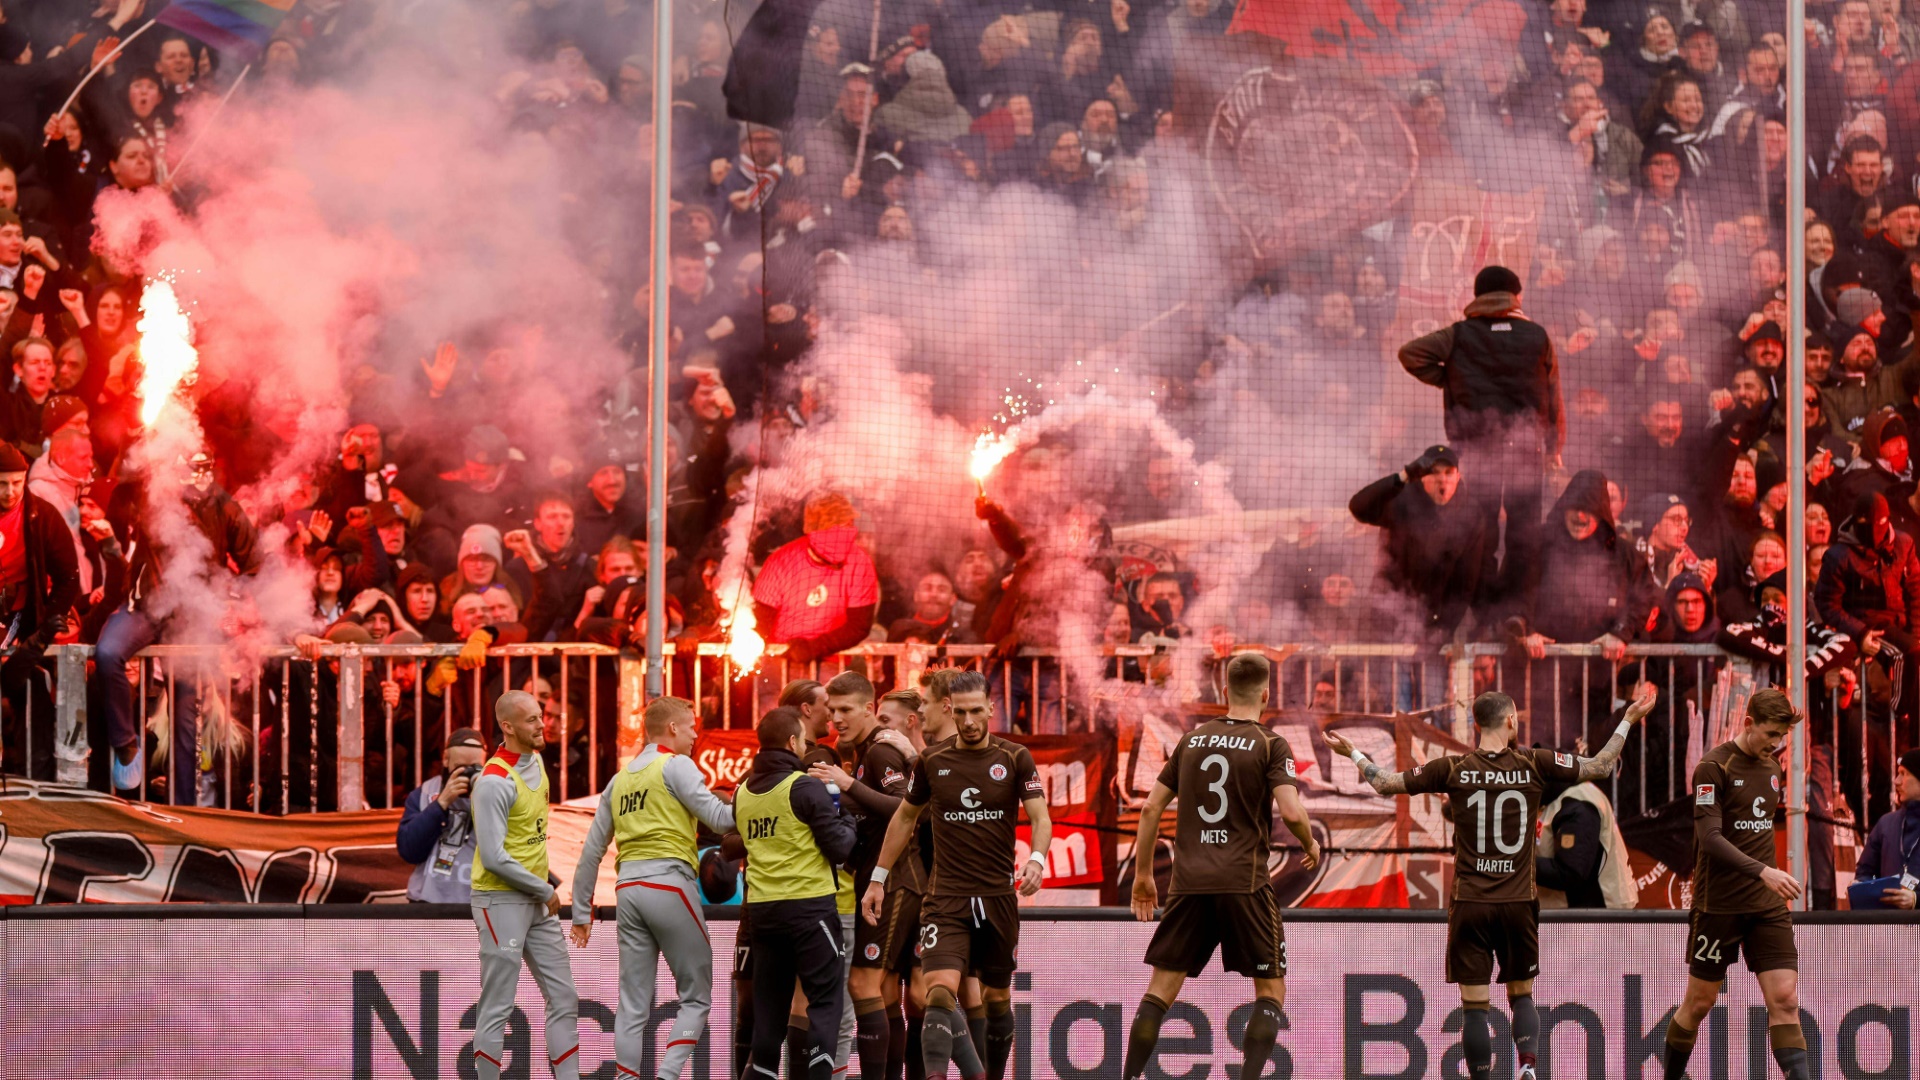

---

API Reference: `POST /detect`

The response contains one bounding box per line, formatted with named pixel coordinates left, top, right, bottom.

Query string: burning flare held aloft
left=718, top=574, right=765, bottom=671
left=136, top=279, right=200, bottom=429
left=969, top=431, right=1017, bottom=494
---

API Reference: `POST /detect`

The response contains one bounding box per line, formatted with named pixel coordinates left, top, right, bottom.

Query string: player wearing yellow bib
left=470, top=691, right=580, bottom=1080
left=738, top=706, right=857, bottom=1080
left=572, top=697, right=737, bottom=1080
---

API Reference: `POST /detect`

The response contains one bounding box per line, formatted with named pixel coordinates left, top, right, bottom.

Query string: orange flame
left=136, top=279, right=199, bottom=428
left=720, top=578, right=765, bottom=671
left=969, top=431, right=1015, bottom=484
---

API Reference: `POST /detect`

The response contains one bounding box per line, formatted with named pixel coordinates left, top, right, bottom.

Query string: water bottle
left=826, top=782, right=842, bottom=811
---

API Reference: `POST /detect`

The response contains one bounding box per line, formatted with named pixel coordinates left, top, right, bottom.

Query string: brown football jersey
left=1155, top=718, right=1298, bottom=895
left=1689, top=740, right=1787, bottom=914
left=908, top=735, right=1042, bottom=897
left=1405, top=746, right=1582, bottom=903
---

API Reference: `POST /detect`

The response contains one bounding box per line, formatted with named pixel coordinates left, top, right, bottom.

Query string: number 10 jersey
left=1406, top=746, right=1583, bottom=903
left=1155, top=717, right=1299, bottom=895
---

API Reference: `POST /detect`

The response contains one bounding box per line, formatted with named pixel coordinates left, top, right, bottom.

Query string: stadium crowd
left=0, top=0, right=1918, bottom=883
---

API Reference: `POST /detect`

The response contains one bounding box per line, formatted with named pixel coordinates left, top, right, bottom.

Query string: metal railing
left=1, top=638, right=1897, bottom=828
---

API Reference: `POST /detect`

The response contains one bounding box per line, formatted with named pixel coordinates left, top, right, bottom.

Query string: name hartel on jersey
left=1476, top=858, right=1517, bottom=872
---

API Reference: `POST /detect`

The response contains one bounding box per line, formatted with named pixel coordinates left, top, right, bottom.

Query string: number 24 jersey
left=1155, top=717, right=1298, bottom=896
left=1405, top=746, right=1582, bottom=903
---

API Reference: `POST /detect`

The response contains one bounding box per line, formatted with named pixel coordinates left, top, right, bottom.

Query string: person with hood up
left=1347, top=443, right=1497, bottom=640
left=753, top=492, right=880, bottom=664
left=1398, top=265, right=1564, bottom=600
left=1815, top=492, right=1920, bottom=818
left=1511, top=471, right=1658, bottom=765
left=1838, top=407, right=1915, bottom=511
left=873, top=51, right=974, bottom=146
left=1819, top=319, right=1913, bottom=437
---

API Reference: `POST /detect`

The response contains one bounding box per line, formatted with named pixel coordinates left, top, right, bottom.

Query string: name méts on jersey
left=1460, top=766, right=1534, bottom=876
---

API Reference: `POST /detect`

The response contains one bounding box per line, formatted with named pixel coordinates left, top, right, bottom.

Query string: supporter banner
left=4, top=916, right=1912, bottom=1079
left=0, top=781, right=619, bottom=908
left=1389, top=182, right=1545, bottom=343
left=1228, top=0, right=1530, bottom=79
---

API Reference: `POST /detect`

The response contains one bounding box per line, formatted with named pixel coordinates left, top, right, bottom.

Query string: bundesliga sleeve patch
left=1695, top=784, right=1715, bottom=806
left=1284, top=757, right=1297, bottom=777
left=1554, top=752, right=1573, bottom=768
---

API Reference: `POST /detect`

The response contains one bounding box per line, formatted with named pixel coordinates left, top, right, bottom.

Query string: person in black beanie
left=1397, top=265, right=1564, bottom=601
left=1347, top=444, right=1497, bottom=640
left=0, top=441, right=81, bottom=780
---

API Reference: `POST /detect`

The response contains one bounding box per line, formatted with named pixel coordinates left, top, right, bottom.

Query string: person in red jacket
left=754, top=492, right=879, bottom=663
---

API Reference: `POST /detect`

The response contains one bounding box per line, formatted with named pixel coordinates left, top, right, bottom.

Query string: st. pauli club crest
left=1205, top=68, right=1417, bottom=258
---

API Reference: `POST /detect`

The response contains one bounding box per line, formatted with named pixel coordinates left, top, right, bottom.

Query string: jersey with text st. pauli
left=1155, top=718, right=1297, bottom=895
left=1690, top=741, right=1787, bottom=914
left=908, top=736, right=1041, bottom=897
left=1405, top=747, right=1582, bottom=903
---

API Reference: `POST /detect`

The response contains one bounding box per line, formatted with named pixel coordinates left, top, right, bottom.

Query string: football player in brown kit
left=805, top=671, right=921, bottom=1080
left=860, top=670, right=1052, bottom=1080
left=1327, top=685, right=1656, bottom=1080
left=1660, top=688, right=1808, bottom=1080
left=1122, top=653, right=1321, bottom=1080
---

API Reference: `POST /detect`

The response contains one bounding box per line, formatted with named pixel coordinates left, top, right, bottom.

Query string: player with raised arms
left=1326, top=685, right=1655, bottom=1080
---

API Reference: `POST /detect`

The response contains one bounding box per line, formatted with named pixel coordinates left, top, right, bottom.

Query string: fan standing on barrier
left=470, top=689, right=580, bottom=1080
left=572, top=696, right=736, bottom=1080
left=1326, top=686, right=1652, bottom=1080
left=861, top=670, right=1051, bottom=1080
left=737, top=706, right=858, bottom=1080
left=1122, top=652, right=1319, bottom=1080
left=1659, top=688, right=1809, bottom=1080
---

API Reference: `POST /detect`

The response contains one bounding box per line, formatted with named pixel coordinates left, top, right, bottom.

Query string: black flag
left=723, top=0, right=830, bottom=127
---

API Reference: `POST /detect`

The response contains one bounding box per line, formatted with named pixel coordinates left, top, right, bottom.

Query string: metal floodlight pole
left=645, top=0, right=674, bottom=700
left=1786, top=0, right=1810, bottom=910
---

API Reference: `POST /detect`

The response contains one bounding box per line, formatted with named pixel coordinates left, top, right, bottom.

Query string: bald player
left=1123, top=653, right=1320, bottom=1080
left=1328, top=686, right=1653, bottom=1080
left=470, top=690, right=581, bottom=1080
left=572, top=697, right=736, bottom=1080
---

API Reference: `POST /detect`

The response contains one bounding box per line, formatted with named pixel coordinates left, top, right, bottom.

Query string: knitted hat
left=0, top=444, right=27, bottom=473
left=458, top=524, right=504, bottom=563
left=40, top=395, right=87, bottom=439
left=1836, top=287, right=1884, bottom=323
left=1473, top=265, right=1522, bottom=296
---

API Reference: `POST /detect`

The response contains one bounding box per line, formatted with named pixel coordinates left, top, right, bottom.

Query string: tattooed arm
left=1322, top=730, right=1411, bottom=795
left=1575, top=682, right=1658, bottom=781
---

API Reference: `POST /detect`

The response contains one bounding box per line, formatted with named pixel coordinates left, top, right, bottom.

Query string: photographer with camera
left=397, top=728, right=490, bottom=903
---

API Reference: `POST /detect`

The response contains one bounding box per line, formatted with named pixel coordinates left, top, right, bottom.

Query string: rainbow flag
left=154, top=0, right=294, bottom=58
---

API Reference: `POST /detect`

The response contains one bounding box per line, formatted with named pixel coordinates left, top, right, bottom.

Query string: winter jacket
left=1520, top=469, right=1653, bottom=642
left=1398, top=292, right=1565, bottom=455
left=1348, top=470, right=1496, bottom=637
left=116, top=481, right=260, bottom=613
left=1855, top=799, right=1920, bottom=883
left=1814, top=515, right=1920, bottom=639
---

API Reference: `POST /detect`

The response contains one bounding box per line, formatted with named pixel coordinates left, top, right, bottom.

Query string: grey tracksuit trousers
left=472, top=891, right=581, bottom=1080
left=612, top=864, right=715, bottom=1079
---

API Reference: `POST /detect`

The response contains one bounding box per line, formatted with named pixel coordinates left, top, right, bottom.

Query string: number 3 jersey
left=1156, top=717, right=1298, bottom=895
left=1406, top=746, right=1582, bottom=903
